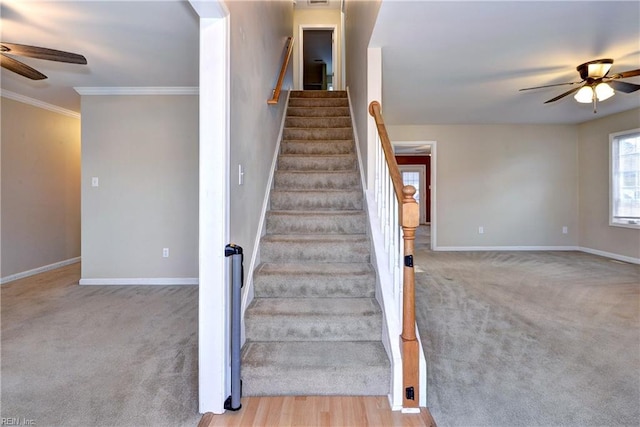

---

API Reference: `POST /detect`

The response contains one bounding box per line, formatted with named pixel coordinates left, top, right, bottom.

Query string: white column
left=191, top=0, right=230, bottom=413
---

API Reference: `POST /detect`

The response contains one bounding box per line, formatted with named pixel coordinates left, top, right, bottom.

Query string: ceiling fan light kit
left=519, top=58, right=640, bottom=114
left=574, top=82, right=615, bottom=103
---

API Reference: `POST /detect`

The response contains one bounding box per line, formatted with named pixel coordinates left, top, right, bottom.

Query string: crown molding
left=74, top=87, right=199, bottom=96
left=0, top=90, right=80, bottom=119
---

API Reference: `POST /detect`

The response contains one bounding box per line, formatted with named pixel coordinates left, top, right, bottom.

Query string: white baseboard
left=1, top=257, right=81, bottom=285
left=433, top=245, right=639, bottom=265
left=434, top=245, right=579, bottom=251
left=579, top=247, right=640, bottom=265
left=79, top=277, right=198, bottom=285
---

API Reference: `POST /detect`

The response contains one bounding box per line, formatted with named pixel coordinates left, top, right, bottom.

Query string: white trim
left=79, top=277, right=198, bottom=285
left=579, top=247, right=640, bottom=265
left=197, top=11, right=230, bottom=415
left=240, top=90, right=291, bottom=347
left=609, top=128, right=640, bottom=229
left=1, top=89, right=80, bottom=119
left=298, top=24, right=339, bottom=90
left=74, top=87, right=198, bottom=96
left=435, top=246, right=579, bottom=251
left=433, top=244, right=640, bottom=264
left=1, top=257, right=81, bottom=285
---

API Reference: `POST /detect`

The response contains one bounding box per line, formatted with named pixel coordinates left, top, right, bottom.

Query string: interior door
left=400, top=165, right=427, bottom=224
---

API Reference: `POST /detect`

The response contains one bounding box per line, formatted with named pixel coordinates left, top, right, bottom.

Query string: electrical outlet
left=478, top=226, right=484, bottom=234
left=562, top=226, right=568, bottom=234
left=163, top=248, right=169, bottom=258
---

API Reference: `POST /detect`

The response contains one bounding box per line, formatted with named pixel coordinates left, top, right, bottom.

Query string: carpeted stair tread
left=285, top=117, right=352, bottom=128
left=274, top=170, right=361, bottom=190
left=253, top=262, right=375, bottom=298
left=288, top=97, right=349, bottom=107
left=270, top=189, right=363, bottom=211
left=287, top=107, right=351, bottom=117
left=266, top=210, right=366, bottom=234
left=283, top=127, right=353, bottom=140
left=241, top=341, right=389, bottom=395
left=260, top=234, right=370, bottom=263
left=245, top=297, right=382, bottom=341
left=278, top=154, right=356, bottom=171
left=281, top=140, right=354, bottom=155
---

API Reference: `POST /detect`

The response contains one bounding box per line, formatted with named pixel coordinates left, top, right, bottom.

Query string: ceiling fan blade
left=1, top=42, right=87, bottom=64
left=611, top=68, right=640, bottom=79
left=609, top=80, right=640, bottom=93
left=544, top=85, right=583, bottom=104
left=519, top=81, right=583, bottom=91
left=0, top=53, right=47, bottom=80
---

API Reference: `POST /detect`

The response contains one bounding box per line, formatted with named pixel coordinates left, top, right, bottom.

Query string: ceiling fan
left=1, top=42, right=87, bottom=80
left=520, top=59, right=640, bottom=113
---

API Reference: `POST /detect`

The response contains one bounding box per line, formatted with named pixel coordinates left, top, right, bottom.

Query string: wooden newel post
left=401, top=185, right=420, bottom=408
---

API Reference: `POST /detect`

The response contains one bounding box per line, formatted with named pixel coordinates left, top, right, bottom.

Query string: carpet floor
left=413, top=228, right=640, bottom=426
left=1, top=263, right=200, bottom=427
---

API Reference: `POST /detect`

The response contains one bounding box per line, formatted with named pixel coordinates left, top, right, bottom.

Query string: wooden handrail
left=368, top=101, right=404, bottom=204
left=267, top=37, right=294, bottom=105
left=369, top=100, right=420, bottom=409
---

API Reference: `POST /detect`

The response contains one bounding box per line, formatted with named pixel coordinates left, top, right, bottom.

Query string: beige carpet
left=1, top=263, right=200, bottom=427
left=413, top=232, right=640, bottom=426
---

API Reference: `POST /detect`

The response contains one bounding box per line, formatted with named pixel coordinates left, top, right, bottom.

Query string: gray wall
left=578, top=108, right=640, bottom=259
left=344, top=0, right=381, bottom=184
left=226, top=0, right=293, bottom=265
left=1, top=98, right=81, bottom=279
left=80, top=95, right=198, bottom=280
left=388, top=124, right=579, bottom=248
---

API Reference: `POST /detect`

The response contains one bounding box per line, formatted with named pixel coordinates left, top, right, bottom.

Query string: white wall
left=226, top=0, right=293, bottom=270
left=80, top=95, right=199, bottom=282
left=344, top=0, right=381, bottom=186
left=578, top=108, right=640, bottom=260
left=388, top=124, right=579, bottom=249
left=293, top=8, right=342, bottom=90
left=1, top=97, right=81, bottom=280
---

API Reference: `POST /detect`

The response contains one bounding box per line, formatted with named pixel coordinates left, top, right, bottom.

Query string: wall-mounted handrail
left=267, top=37, right=294, bottom=105
left=369, top=100, right=420, bottom=409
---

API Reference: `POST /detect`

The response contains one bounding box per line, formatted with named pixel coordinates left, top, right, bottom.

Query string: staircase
left=241, top=90, right=390, bottom=396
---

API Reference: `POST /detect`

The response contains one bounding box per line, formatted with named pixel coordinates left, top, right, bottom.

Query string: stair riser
left=260, top=240, right=370, bottom=263
left=274, top=172, right=361, bottom=190
left=278, top=155, right=356, bottom=171
left=285, top=117, right=352, bottom=128
left=284, top=128, right=353, bottom=140
left=288, top=98, right=349, bottom=108
left=266, top=213, right=366, bottom=234
left=281, top=141, right=354, bottom=155
left=242, top=366, right=389, bottom=396
left=254, top=274, right=375, bottom=298
left=290, top=90, right=347, bottom=98
left=270, top=191, right=363, bottom=211
left=287, top=107, right=350, bottom=117
left=245, top=315, right=382, bottom=342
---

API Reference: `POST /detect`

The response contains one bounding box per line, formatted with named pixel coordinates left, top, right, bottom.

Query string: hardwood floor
left=198, top=396, right=437, bottom=427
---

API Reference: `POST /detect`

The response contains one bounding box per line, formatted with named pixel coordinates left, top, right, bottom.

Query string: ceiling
left=0, top=0, right=199, bottom=113
left=1, top=0, right=638, bottom=125
left=371, top=0, right=640, bottom=125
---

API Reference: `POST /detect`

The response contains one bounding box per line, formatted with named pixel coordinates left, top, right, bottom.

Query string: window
left=610, top=129, right=640, bottom=228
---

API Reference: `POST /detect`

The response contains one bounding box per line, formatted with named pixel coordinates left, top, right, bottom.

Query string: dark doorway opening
left=302, top=29, right=333, bottom=90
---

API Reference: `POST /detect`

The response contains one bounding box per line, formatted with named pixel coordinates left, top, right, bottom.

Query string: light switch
left=91, top=177, right=99, bottom=187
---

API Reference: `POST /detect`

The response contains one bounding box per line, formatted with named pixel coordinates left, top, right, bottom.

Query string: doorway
left=399, top=165, right=427, bottom=224
left=298, top=26, right=337, bottom=90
